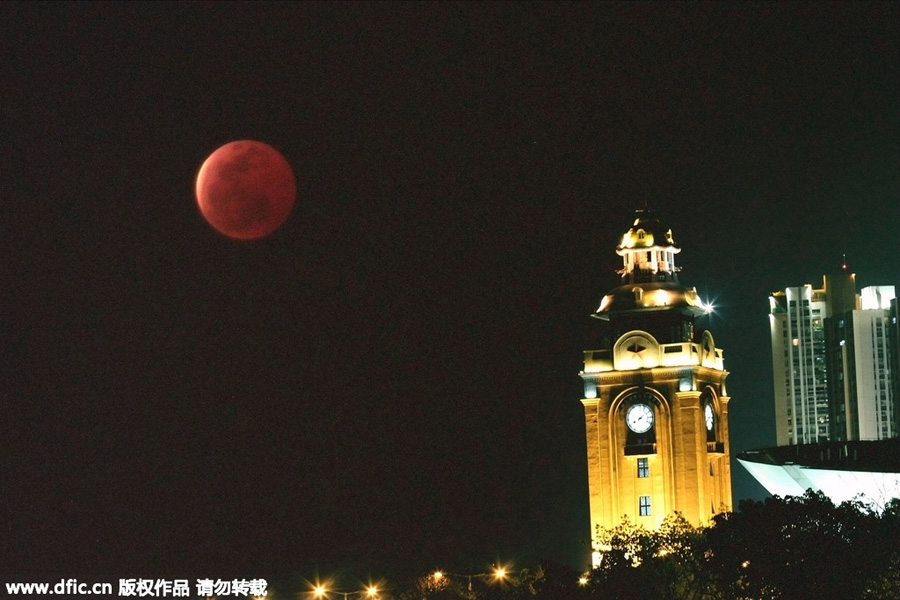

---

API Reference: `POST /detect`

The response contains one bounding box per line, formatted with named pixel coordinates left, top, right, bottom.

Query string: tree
left=521, top=561, right=590, bottom=600
left=401, top=495, right=900, bottom=600
left=587, top=513, right=717, bottom=600
left=705, top=490, right=889, bottom=600
left=861, top=497, right=900, bottom=599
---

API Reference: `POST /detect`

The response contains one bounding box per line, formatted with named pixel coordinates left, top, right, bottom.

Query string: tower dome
left=618, top=211, right=677, bottom=251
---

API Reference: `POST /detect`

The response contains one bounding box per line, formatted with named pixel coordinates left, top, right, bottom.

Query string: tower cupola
left=594, top=210, right=704, bottom=321
left=616, top=210, right=681, bottom=284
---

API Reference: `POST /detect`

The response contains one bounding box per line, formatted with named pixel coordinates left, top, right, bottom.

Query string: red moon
left=195, top=140, right=296, bottom=240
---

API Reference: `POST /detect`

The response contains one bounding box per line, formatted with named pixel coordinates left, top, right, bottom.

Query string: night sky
left=4, top=1, right=898, bottom=587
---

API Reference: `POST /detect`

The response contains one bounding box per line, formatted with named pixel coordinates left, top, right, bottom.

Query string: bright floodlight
left=313, top=585, right=327, bottom=597
left=494, top=568, right=507, bottom=579
left=366, top=586, right=378, bottom=597
left=578, top=576, right=588, bottom=586
left=433, top=571, right=443, bottom=581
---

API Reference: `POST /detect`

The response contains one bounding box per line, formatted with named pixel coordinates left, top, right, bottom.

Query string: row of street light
left=304, top=567, right=511, bottom=599
left=248, top=564, right=594, bottom=599
left=431, top=567, right=510, bottom=593
left=312, top=584, right=380, bottom=599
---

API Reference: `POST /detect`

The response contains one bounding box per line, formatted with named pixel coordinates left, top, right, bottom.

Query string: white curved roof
left=738, top=456, right=900, bottom=509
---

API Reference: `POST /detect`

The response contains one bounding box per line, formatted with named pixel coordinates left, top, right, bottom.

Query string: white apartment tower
left=770, top=263, right=897, bottom=446
left=826, top=286, right=897, bottom=441
left=768, top=268, right=856, bottom=446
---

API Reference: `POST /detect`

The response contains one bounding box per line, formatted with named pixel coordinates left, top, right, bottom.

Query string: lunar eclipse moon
left=195, top=140, right=296, bottom=240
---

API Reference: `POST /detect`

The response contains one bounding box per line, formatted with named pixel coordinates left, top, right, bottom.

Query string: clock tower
left=580, top=210, right=732, bottom=560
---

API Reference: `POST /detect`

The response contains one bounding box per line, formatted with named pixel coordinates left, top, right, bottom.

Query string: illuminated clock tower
left=580, top=210, right=732, bottom=560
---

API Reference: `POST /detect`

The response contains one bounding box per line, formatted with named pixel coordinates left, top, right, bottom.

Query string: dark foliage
left=395, top=491, right=900, bottom=600
left=706, top=491, right=900, bottom=600
left=583, top=491, right=900, bottom=600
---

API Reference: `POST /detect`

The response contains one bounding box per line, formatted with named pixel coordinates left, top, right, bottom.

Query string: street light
left=313, top=585, right=379, bottom=599
left=431, top=567, right=514, bottom=595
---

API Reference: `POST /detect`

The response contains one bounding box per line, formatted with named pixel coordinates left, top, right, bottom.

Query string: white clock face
left=705, top=404, right=714, bottom=431
left=626, top=403, right=654, bottom=433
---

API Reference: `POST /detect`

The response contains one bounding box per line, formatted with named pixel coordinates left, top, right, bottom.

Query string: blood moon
left=195, top=140, right=296, bottom=240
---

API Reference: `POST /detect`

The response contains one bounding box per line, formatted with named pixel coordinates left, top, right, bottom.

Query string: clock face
left=626, top=403, right=654, bottom=433
left=705, top=404, right=714, bottom=431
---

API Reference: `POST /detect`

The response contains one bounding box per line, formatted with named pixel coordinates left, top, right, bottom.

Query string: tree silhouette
left=400, top=494, right=900, bottom=600
left=705, top=490, right=900, bottom=600
left=589, top=513, right=716, bottom=600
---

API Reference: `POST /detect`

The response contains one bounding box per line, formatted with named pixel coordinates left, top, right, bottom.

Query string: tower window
left=637, top=458, right=649, bottom=478
left=639, top=496, right=652, bottom=516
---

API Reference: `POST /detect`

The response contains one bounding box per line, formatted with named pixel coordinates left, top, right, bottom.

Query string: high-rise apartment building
left=743, top=268, right=898, bottom=507
left=769, top=266, right=896, bottom=446
left=826, top=286, right=897, bottom=441
left=768, top=270, right=855, bottom=445
left=891, top=298, right=900, bottom=436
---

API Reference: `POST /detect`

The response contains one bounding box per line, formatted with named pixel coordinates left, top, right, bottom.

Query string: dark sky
left=4, top=0, right=898, bottom=587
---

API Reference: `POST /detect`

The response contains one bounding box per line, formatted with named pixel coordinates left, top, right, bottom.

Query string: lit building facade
left=580, top=211, right=732, bottom=562
left=768, top=270, right=855, bottom=445
left=825, top=285, right=897, bottom=441
left=891, top=298, right=900, bottom=436
left=745, top=273, right=899, bottom=509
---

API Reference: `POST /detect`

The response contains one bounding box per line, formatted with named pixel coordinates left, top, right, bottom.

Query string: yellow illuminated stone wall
left=581, top=331, right=732, bottom=557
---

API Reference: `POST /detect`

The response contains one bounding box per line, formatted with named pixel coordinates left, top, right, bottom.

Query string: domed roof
left=618, top=210, right=676, bottom=251
left=593, top=281, right=704, bottom=317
